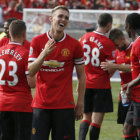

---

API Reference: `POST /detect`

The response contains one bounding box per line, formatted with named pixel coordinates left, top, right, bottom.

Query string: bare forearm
left=101, top=62, right=131, bottom=73
left=108, top=64, right=131, bottom=77
left=76, top=64, right=86, bottom=105
left=117, top=64, right=131, bottom=73
left=106, top=63, right=131, bottom=72
left=28, top=50, right=48, bottom=76
left=75, top=84, right=85, bottom=121
left=75, top=64, right=86, bottom=120
left=76, top=76, right=86, bottom=105
left=128, top=74, right=140, bottom=88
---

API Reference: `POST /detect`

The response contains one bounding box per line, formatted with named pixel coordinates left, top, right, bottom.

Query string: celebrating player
left=28, top=5, right=85, bottom=140
left=79, top=13, right=115, bottom=140
left=100, top=28, right=140, bottom=139
left=0, top=20, right=35, bottom=140
left=101, top=28, right=132, bottom=123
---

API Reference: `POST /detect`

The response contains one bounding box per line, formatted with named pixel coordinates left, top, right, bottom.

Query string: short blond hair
left=51, top=5, right=69, bottom=16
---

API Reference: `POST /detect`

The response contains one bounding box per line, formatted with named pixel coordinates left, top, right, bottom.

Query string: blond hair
left=51, top=5, right=69, bottom=16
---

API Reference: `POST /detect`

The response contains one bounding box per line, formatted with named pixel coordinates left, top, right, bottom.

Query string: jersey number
left=0, top=59, right=18, bottom=86
left=84, top=44, right=100, bottom=67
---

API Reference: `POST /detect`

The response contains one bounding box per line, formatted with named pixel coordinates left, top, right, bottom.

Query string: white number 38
left=83, top=44, right=100, bottom=67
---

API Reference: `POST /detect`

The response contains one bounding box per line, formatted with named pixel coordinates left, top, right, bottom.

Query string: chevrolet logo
left=43, top=60, right=64, bottom=68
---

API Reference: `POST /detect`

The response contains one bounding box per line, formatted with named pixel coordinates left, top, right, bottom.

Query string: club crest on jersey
left=61, top=48, right=70, bottom=57
left=43, top=60, right=64, bottom=68
left=29, top=47, right=33, bottom=56
left=32, top=128, right=36, bottom=135
left=126, top=56, right=130, bottom=60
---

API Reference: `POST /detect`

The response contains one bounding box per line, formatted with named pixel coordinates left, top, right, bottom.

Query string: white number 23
left=0, top=59, right=18, bottom=86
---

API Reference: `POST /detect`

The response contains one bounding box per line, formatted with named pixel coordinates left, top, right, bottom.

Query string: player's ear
left=128, top=24, right=133, bottom=31
left=49, top=16, right=52, bottom=22
left=126, top=23, right=131, bottom=31
left=107, top=23, right=112, bottom=29
left=106, top=22, right=112, bottom=33
left=23, top=31, right=26, bottom=39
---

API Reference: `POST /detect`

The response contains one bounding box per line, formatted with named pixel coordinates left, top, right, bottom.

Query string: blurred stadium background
left=23, top=9, right=139, bottom=81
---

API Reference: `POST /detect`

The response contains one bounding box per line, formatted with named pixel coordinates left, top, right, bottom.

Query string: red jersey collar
left=126, top=42, right=133, bottom=50
left=93, top=31, right=105, bottom=36
left=46, top=31, right=66, bottom=42
left=9, top=42, right=23, bottom=46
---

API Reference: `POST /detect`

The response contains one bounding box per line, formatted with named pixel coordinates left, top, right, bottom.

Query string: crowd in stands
left=0, top=0, right=140, bottom=27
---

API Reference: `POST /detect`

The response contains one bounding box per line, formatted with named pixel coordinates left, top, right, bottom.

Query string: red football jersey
left=131, top=37, right=140, bottom=102
left=0, top=37, right=30, bottom=51
left=80, top=31, right=115, bottom=89
left=0, top=42, right=32, bottom=112
left=115, top=43, right=132, bottom=101
left=29, top=32, right=84, bottom=109
left=115, top=43, right=132, bottom=85
left=0, top=37, right=9, bottom=47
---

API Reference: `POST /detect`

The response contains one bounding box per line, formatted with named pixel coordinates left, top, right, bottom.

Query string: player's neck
left=49, top=30, right=64, bottom=42
left=10, top=38, right=24, bottom=45
left=96, top=27, right=106, bottom=34
left=130, top=30, right=140, bottom=41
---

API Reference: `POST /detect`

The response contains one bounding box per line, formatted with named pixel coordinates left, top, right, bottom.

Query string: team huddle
left=0, top=5, right=140, bottom=140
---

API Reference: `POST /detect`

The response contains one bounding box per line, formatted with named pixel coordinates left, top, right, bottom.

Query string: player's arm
left=26, top=75, right=36, bottom=88
left=100, top=61, right=116, bottom=77
left=28, top=39, right=56, bottom=76
left=100, top=61, right=131, bottom=73
left=125, top=74, right=140, bottom=96
left=75, top=64, right=86, bottom=121
left=111, top=63, right=131, bottom=73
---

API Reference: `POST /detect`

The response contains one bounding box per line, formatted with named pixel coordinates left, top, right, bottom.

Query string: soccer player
left=100, top=28, right=139, bottom=139
left=79, top=13, right=115, bottom=140
left=0, top=17, right=30, bottom=50
left=0, top=17, right=17, bottom=45
left=0, top=20, right=35, bottom=140
left=100, top=28, right=132, bottom=124
left=28, top=5, right=85, bottom=140
left=122, top=13, right=140, bottom=140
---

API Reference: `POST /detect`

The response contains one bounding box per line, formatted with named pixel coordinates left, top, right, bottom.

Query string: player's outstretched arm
left=75, top=64, right=86, bottom=121
left=28, top=39, right=56, bottom=76
left=100, top=61, right=131, bottom=73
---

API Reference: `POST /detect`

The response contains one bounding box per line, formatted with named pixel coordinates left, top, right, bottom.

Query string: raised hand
left=44, top=39, right=56, bottom=56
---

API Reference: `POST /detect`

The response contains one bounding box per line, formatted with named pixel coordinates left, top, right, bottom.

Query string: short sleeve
left=28, top=37, right=39, bottom=62
left=74, top=41, right=85, bottom=65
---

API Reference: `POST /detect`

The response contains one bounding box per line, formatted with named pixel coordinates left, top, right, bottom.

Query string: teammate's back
left=79, top=13, right=115, bottom=140
left=0, top=43, right=30, bottom=92
left=80, top=31, right=115, bottom=89
left=0, top=19, right=35, bottom=140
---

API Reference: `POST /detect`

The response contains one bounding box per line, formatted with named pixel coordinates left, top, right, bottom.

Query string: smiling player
left=28, top=5, right=86, bottom=140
